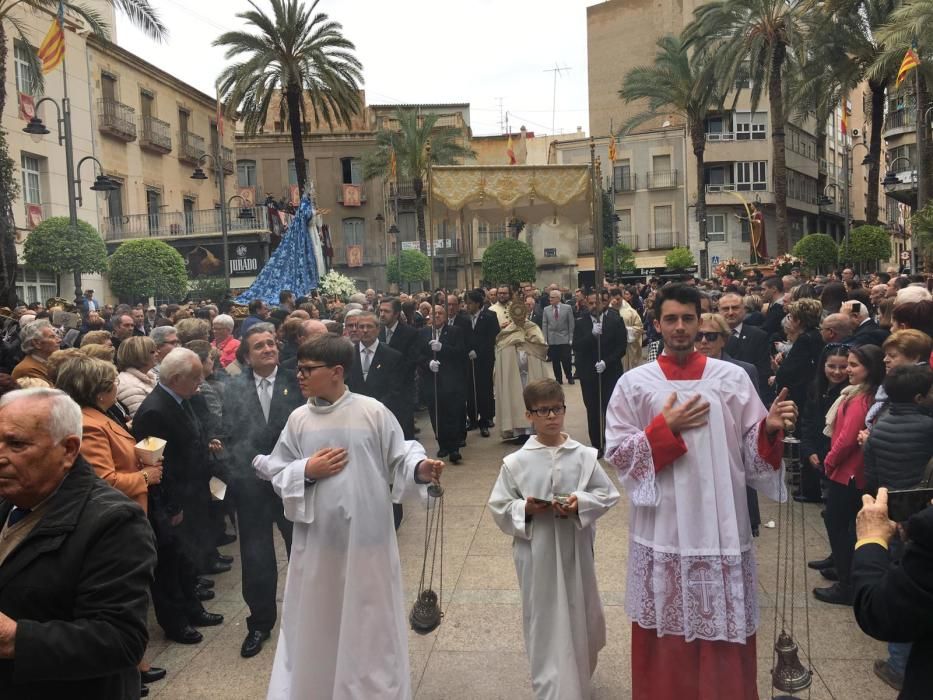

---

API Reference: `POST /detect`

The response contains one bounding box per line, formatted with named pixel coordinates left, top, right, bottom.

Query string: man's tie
left=362, top=347, right=372, bottom=379
left=258, top=377, right=271, bottom=422
left=385, top=328, right=393, bottom=345
left=732, top=329, right=739, bottom=338
left=554, top=306, right=559, bottom=320
left=472, top=315, right=477, bottom=329
left=8, top=506, right=31, bottom=526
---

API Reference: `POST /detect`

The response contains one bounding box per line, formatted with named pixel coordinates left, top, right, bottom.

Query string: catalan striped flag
left=896, top=45, right=921, bottom=88
left=507, top=133, right=516, bottom=165
left=608, top=137, right=617, bottom=162
left=38, top=1, right=65, bottom=74
left=388, top=148, right=397, bottom=181
left=840, top=99, right=847, bottom=136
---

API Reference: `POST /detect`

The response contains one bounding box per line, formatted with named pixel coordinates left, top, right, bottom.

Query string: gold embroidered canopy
left=428, top=164, right=593, bottom=224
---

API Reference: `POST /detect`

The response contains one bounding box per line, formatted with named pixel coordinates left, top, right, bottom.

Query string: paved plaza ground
left=145, top=385, right=896, bottom=699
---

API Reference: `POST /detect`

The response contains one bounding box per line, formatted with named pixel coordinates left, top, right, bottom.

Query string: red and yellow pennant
left=840, top=99, right=847, bottom=136
left=507, top=133, right=516, bottom=165
left=37, top=1, right=65, bottom=74
left=896, top=47, right=921, bottom=88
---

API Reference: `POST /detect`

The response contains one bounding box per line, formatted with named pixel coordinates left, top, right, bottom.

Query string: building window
left=20, top=154, right=41, bottom=204
left=287, top=159, right=298, bottom=186
left=616, top=209, right=632, bottom=234
left=14, top=42, right=39, bottom=96
left=652, top=205, right=674, bottom=248
left=707, top=213, right=726, bottom=242
left=342, top=217, right=364, bottom=246
left=16, top=268, right=56, bottom=305
left=106, top=177, right=124, bottom=222
left=704, top=165, right=728, bottom=186
left=614, top=160, right=633, bottom=191
left=734, top=112, right=767, bottom=140
left=477, top=221, right=506, bottom=248
left=705, top=115, right=726, bottom=136
left=735, top=161, right=768, bottom=191
left=888, top=144, right=917, bottom=172
left=652, top=154, right=672, bottom=172
left=340, top=157, right=363, bottom=185
left=237, top=160, right=257, bottom=187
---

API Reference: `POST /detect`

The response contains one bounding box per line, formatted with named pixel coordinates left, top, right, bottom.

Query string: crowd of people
left=0, top=264, right=930, bottom=699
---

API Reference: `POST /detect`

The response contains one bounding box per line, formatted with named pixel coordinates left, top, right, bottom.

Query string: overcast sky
left=115, top=0, right=595, bottom=137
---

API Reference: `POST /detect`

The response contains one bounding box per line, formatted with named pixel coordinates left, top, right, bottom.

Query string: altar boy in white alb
left=253, top=334, right=444, bottom=700
left=489, top=378, right=619, bottom=700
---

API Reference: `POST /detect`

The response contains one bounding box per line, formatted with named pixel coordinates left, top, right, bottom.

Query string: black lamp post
left=191, top=151, right=230, bottom=291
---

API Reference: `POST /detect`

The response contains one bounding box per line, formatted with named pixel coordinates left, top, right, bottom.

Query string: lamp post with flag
left=894, top=42, right=923, bottom=271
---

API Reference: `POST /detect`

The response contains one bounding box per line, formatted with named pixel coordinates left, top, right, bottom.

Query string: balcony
left=336, top=183, right=368, bottom=205
left=98, top=98, right=136, bottom=142
left=647, top=170, right=678, bottom=189
left=209, top=146, right=235, bottom=174
left=178, top=131, right=206, bottom=165
left=139, top=115, right=172, bottom=154
left=617, top=232, right=638, bottom=250
left=101, top=205, right=266, bottom=241
left=577, top=234, right=594, bottom=256
left=612, top=174, right=636, bottom=192
left=331, top=245, right=383, bottom=266
left=884, top=109, right=916, bottom=137
left=649, top=231, right=679, bottom=249
left=389, top=180, right=420, bottom=199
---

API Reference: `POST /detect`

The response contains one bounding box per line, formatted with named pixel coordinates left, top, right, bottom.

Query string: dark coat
left=0, top=458, right=156, bottom=699
left=380, top=321, right=420, bottom=376
left=774, top=329, right=824, bottom=409
left=726, top=323, right=772, bottom=395
left=572, top=309, right=626, bottom=383
left=347, top=341, right=408, bottom=428
left=848, top=319, right=890, bottom=348
left=465, top=309, right=500, bottom=365
left=853, top=505, right=933, bottom=700
left=761, top=300, right=786, bottom=337
left=221, top=368, right=304, bottom=481
left=800, top=381, right=844, bottom=465
left=864, top=403, right=933, bottom=493
left=418, top=324, right=466, bottom=399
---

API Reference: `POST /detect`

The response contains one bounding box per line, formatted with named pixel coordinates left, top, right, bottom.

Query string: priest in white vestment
left=494, top=300, right=549, bottom=439
left=489, top=378, right=619, bottom=700
left=604, top=284, right=797, bottom=700
left=253, top=334, right=444, bottom=700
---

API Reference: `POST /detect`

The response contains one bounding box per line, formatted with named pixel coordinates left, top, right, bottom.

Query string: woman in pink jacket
left=211, top=314, right=240, bottom=368
left=813, top=343, right=884, bottom=606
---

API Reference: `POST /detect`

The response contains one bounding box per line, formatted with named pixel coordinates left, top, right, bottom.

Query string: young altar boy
left=488, top=378, right=619, bottom=700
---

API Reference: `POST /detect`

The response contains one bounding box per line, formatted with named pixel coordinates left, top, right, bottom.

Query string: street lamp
left=24, top=98, right=121, bottom=302
left=190, top=151, right=230, bottom=292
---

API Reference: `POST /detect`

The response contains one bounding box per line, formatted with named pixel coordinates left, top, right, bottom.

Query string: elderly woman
left=176, top=317, right=210, bottom=345
left=79, top=343, right=115, bottom=363
left=53, top=354, right=167, bottom=692
left=773, top=299, right=825, bottom=409
left=11, top=319, right=60, bottom=385
left=211, top=314, right=239, bottom=368
left=80, top=329, right=113, bottom=348
left=116, top=336, right=158, bottom=418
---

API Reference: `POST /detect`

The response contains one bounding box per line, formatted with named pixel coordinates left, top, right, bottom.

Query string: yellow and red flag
left=37, top=1, right=65, bottom=74
left=896, top=47, right=921, bottom=88
left=388, top=148, right=397, bottom=181
left=507, top=133, right=516, bottom=165
left=608, top=137, right=617, bottom=162
left=840, top=99, right=847, bottom=136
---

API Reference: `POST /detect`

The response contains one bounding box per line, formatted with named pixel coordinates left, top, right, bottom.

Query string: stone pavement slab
left=147, top=384, right=895, bottom=699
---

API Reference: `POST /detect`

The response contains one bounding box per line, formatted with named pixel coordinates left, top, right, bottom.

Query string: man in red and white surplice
left=605, top=284, right=798, bottom=700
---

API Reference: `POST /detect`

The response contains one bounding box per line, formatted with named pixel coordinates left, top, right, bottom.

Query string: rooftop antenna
left=544, top=63, right=571, bottom=135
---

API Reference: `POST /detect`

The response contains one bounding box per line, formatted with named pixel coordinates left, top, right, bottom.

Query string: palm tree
left=215, top=0, right=363, bottom=196
left=362, top=109, right=474, bottom=254
left=685, top=0, right=813, bottom=254
left=619, top=34, right=723, bottom=275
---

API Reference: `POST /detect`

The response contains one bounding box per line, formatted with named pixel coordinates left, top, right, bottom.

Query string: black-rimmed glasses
left=695, top=331, right=724, bottom=343
left=297, top=364, right=332, bottom=377
left=528, top=405, right=567, bottom=418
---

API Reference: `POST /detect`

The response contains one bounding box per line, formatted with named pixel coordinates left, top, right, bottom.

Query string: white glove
left=595, top=360, right=606, bottom=374
left=592, top=322, right=603, bottom=336
left=468, top=350, right=477, bottom=360
left=429, top=339, right=442, bottom=352
left=429, top=359, right=440, bottom=373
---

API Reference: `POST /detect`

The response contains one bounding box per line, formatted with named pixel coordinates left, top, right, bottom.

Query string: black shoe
left=240, top=630, right=271, bottom=658
left=752, top=526, right=760, bottom=537
left=140, top=667, right=166, bottom=684
left=217, top=532, right=237, bottom=546
left=449, top=451, right=462, bottom=464
left=196, top=586, right=215, bottom=601
left=202, top=560, right=232, bottom=575
left=556, top=379, right=563, bottom=384
left=189, top=610, right=224, bottom=627
left=466, top=422, right=478, bottom=431
left=807, top=556, right=834, bottom=570
left=568, top=379, right=575, bottom=385
left=214, top=553, right=234, bottom=565
left=165, top=625, right=203, bottom=644
left=813, top=583, right=853, bottom=606
left=820, top=567, right=839, bottom=581
left=437, top=449, right=449, bottom=458
left=480, top=426, right=490, bottom=438
left=197, top=577, right=215, bottom=589
left=141, top=684, right=149, bottom=697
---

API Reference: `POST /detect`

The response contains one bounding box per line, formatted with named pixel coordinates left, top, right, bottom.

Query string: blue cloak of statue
left=234, top=196, right=320, bottom=305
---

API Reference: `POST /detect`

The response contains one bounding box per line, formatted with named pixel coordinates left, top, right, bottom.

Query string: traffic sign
left=901, top=251, right=911, bottom=261
left=711, top=256, right=720, bottom=265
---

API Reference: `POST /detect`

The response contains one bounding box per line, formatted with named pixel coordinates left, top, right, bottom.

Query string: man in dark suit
left=347, top=312, right=406, bottom=425
left=221, top=323, right=304, bottom=658
left=760, top=276, right=787, bottom=338
left=720, top=291, right=772, bottom=397
left=525, top=294, right=544, bottom=329
left=419, top=304, right=466, bottom=463
left=464, top=289, right=499, bottom=437
left=573, top=291, right=626, bottom=455
left=843, top=300, right=890, bottom=347
left=0, top=389, right=156, bottom=699
left=378, top=298, right=419, bottom=439
left=133, top=348, right=224, bottom=645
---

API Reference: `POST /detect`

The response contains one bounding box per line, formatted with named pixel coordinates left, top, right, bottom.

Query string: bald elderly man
left=819, top=313, right=854, bottom=345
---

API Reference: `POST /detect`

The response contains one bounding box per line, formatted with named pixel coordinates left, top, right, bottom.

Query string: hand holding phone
left=525, top=496, right=552, bottom=515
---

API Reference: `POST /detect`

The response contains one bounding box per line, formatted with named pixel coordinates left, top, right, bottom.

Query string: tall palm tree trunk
left=769, top=43, right=789, bottom=255
left=285, top=83, right=309, bottom=195
left=691, top=124, right=709, bottom=276
left=867, top=80, right=885, bottom=224
left=413, top=176, right=427, bottom=254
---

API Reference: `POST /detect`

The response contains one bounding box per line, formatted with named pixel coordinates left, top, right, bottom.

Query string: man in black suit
left=378, top=298, right=419, bottom=439
left=464, top=288, right=499, bottom=437
left=843, top=299, right=890, bottom=347
left=720, top=291, right=772, bottom=397
left=525, top=294, right=544, bottom=329
left=760, top=276, right=787, bottom=338
left=133, top=348, right=224, bottom=645
left=419, top=304, right=466, bottom=463
left=222, top=323, right=304, bottom=658
left=573, top=291, right=626, bottom=455
left=347, top=312, right=406, bottom=425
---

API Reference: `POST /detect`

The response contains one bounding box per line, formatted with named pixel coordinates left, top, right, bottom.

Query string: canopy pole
left=426, top=142, right=436, bottom=293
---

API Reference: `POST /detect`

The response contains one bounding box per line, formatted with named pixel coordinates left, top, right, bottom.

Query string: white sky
left=115, top=0, right=595, bottom=137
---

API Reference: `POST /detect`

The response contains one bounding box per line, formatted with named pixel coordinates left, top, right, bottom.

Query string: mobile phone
left=851, top=301, right=861, bottom=313
left=530, top=498, right=550, bottom=506
left=887, top=487, right=933, bottom=522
